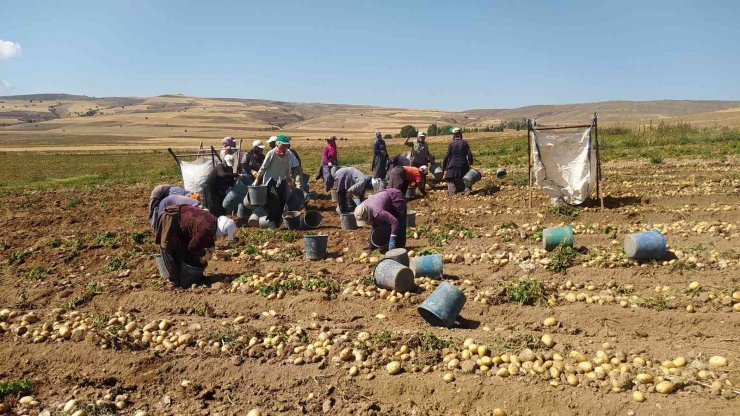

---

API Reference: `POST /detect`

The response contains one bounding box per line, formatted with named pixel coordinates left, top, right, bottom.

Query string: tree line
left=390, top=119, right=527, bottom=138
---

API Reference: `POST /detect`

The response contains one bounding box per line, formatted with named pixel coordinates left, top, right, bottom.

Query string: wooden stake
left=527, top=119, right=532, bottom=209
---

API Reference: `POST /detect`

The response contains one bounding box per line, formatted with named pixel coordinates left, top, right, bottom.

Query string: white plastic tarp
left=180, top=157, right=215, bottom=196
left=531, top=127, right=596, bottom=205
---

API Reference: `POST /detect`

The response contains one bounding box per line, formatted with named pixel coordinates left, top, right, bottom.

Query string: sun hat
left=267, top=136, right=278, bottom=144
left=276, top=134, right=290, bottom=145
left=252, top=140, right=265, bottom=149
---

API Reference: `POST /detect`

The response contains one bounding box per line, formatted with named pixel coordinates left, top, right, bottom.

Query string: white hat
left=417, top=131, right=426, bottom=137
left=419, top=165, right=428, bottom=173
left=267, top=136, right=278, bottom=143
left=452, top=127, right=462, bottom=134
left=216, top=216, right=237, bottom=241
left=252, top=140, right=265, bottom=149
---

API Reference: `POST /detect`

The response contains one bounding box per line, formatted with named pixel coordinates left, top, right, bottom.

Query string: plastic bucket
left=248, top=206, right=267, bottom=227
left=406, top=211, right=417, bottom=228
left=410, top=253, right=443, bottom=278
left=302, top=210, right=323, bottom=229
left=304, top=235, right=328, bottom=260
left=282, top=211, right=302, bottom=230
left=330, top=189, right=339, bottom=202
left=236, top=204, right=249, bottom=219
left=180, top=263, right=205, bottom=288
left=383, top=248, right=409, bottom=267
left=405, top=187, right=416, bottom=199
left=496, top=168, right=507, bottom=179
left=371, top=223, right=392, bottom=248
left=624, top=229, right=666, bottom=261
left=247, top=185, right=268, bottom=206
left=286, top=188, right=306, bottom=211
left=258, top=216, right=277, bottom=229
left=431, top=163, right=444, bottom=181
left=417, top=282, right=466, bottom=328
left=340, top=213, right=358, bottom=230
left=373, top=258, right=414, bottom=293
left=463, top=168, right=481, bottom=187
left=154, top=254, right=170, bottom=279
left=543, top=225, right=574, bottom=251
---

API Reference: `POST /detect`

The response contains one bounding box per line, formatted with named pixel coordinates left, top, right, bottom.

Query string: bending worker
left=333, top=166, right=373, bottom=214
left=152, top=194, right=201, bottom=232
left=149, top=184, right=192, bottom=228
left=388, top=165, right=428, bottom=197
left=155, top=205, right=236, bottom=287
left=354, top=188, right=407, bottom=253
left=405, top=131, right=434, bottom=191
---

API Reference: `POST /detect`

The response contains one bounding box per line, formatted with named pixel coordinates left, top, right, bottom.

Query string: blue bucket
left=222, top=179, right=249, bottom=212
left=302, top=210, right=323, bottom=229
left=180, top=262, right=204, bottom=288
left=374, top=258, right=414, bottom=293
left=286, top=188, right=306, bottom=211
left=462, top=168, right=481, bottom=187
left=383, top=248, right=409, bottom=267
left=154, top=254, right=170, bottom=279
left=304, top=235, right=328, bottom=260
left=418, top=282, right=466, bottom=328
left=236, top=203, right=249, bottom=219
left=411, top=253, right=443, bottom=278
left=624, top=229, right=666, bottom=261
left=543, top=225, right=574, bottom=251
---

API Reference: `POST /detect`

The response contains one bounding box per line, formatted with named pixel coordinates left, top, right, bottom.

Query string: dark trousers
left=265, top=179, right=288, bottom=225
left=447, top=177, right=465, bottom=196
left=388, top=166, right=410, bottom=195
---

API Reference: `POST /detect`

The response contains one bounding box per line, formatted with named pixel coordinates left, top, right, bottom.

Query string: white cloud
left=0, top=40, right=22, bottom=60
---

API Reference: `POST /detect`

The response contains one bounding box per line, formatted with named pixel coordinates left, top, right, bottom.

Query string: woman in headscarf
left=151, top=194, right=201, bottom=231
left=155, top=204, right=236, bottom=287
left=405, top=131, right=434, bottom=192
left=148, top=184, right=190, bottom=227
left=371, top=131, right=388, bottom=179
left=442, top=127, right=474, bottom=195
left=354, top=188, right=407, bottom=253
left=242, top=139, right=266, bottom=180
left=254, top=134, right=293, bottom=225
left=220, top=136, right=238, bottom=168
left=388, top=165, right=428, bottom=197
left=316, top=136, right=338, bottom=191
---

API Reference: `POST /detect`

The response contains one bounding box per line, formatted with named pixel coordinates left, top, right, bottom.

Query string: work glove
left=388, top=235, right=397, bottom=250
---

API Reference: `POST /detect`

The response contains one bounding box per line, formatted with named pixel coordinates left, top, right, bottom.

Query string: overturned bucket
left=248, top=206, right=267, bottom=227
left=374, top=258, right=415, bottom=293
left=431, top=163, right=444, bottom=181
left=223, top=178, right=250, bottom=212
left=304, top=235, right=328, bottom=260
left=406, top=210, right=417, bottom=228
left=496, top=167, right=507, bottom=179
left=384, top=248, right=409, bottom=267
left=247, top=185, right=268, bottom=206
left=543, top=225, right=574, bottom=251
left=259, top=216, right=277, bottom=229
left=624, top=229, right=666, bottom=261
left=154, top=253, right=170, bottom=279
left=286, top=188, right=307, bottom=211
left=418, top=282, right=466, bottom=328
left=282, top=211, right=302, bottom=230
left=180, top=262, right=205, bottom=288
left=340, top=213, right=358, bottom=230
left=236, top=203, right=249, bottom=219
left=302, top=210, right=323, bottom=229
left=463, top=168, right=482, bottom=188
left=410, top=253, right=443, bottom=278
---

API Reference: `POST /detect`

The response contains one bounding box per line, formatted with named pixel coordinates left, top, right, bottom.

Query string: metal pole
left=527, top=119, right=532, bottom=209
left=592, top=113, right=604, bottom=210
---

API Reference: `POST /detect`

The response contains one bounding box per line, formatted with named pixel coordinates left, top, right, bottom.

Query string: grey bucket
left=417, top=282, right=466, bottom=328
left=258, top=216, right=277, bottom=229
left=383, top=248, right=409, bottom=267
left=371, top=223, right=392, bottom=248
left=154, top=254, right=170, bottom=279
left=373, top=258, right=415, bottom=293
left=330, top=189, right=339, bottom=202
left=496, top=167, right=507, bottom=179
left=406, top=210, right=417, bottom=228
left=463, top=168, right=481, bottom=187
left=431, top=163, right=444, bottom=181
left=340, top=213, right=358, bottom=230
left=248, top=206, right=267, bottom=227
left=180, top=263, right=205, bottom=288
left=282, top=211, right=302, bottom=230
left=247, top=185, right=268, bottom=206
left=302, top=210, right=323, bottom=229
left=304, top=235, right=328, bottom=260
left=286, top=188, right=306, bottom=211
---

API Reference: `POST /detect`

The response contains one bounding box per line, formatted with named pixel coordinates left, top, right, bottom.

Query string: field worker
left=442, top=127, right=474, bottom=195
left=316, top=136, right=339, bottom=191
left=405, top=131, right=434, bottom=191
left=151, top=194, right=201, bottom=231
left=333, top=166, right=373, bottom=213
left=148, top=184, right=190, bottom=226
left=155, top=205, right=236, bottom=287
left=243, top=139, right=266, bottom=179
left=220, top=136, right=238, bottom=168
left=286, top=141, right=309, bottom=192
left=255, top=134, right=292, bottom=225
left=371, top=130, right=388, bottom=179
left=385, top=153, right=410, bottom=180
left=388, top=165, right=428, bottom=197
left=354, top=188, right=407, bottom=253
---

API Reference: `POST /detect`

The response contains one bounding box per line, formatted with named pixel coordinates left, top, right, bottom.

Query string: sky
left=1, top=0, right=739, bottom=110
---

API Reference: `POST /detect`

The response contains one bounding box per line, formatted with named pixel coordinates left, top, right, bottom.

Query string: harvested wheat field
left=0, top=130, right=738, bottom=416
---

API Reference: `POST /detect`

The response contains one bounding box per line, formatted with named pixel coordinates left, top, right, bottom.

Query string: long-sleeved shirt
left=258, top=148, right=291, bottom=183
left=363, top=188, right=407, bottom=235
left=334, top=167, right=370, bottom=196
left=442, top=138, right=473, bottom=175
left=152, top=195, right=200, bottom=228
left=243, top=150, right=265, bottom=174
left=406, top=140, right=433, bottom=166
left=321, top=143, right=338, bottom=165
left=287, top=149, right=300, bottom=169
left=178, top=205, right=217, bottom=257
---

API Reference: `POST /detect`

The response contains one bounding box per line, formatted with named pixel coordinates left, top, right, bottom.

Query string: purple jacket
left=363, top=188, right=407, bottom=235
left=152, top=195, right=200, bottom=227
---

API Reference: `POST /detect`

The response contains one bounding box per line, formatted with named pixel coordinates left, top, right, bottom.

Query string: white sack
left=532, top=127, right=596, bottom=205
left=180, top=157, right=215, bottom=196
